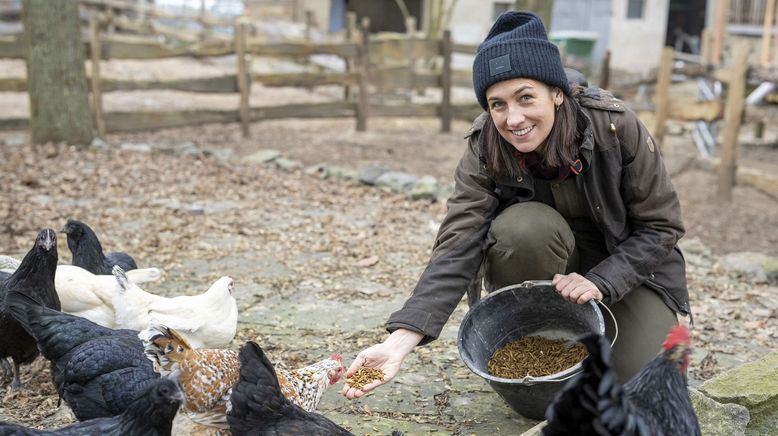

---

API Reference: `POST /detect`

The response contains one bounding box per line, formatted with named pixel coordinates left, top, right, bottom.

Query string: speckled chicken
left=139, top=325, right=344, bottom=430
left=227, top=341, right=354, bottom=436
left=0, top=378, right=183, bottom=435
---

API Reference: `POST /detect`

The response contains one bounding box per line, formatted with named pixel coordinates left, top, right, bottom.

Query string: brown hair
left=482, top=85, right=586, bottom=180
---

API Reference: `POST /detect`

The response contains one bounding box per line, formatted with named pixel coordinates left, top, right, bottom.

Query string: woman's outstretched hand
left=341, top=329, right=423, bottom=400
left=552, top=272, right=603, bottom=304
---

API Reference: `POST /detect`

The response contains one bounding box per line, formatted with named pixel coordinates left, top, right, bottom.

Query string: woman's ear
left=553, top=88, right=564, bottom=106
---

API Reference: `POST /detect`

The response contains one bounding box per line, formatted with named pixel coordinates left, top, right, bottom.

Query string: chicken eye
left=177, top=346, right=184, bottom=353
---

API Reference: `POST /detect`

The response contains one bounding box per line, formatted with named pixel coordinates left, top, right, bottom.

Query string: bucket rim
left=456, top=280, right=604, bottom=385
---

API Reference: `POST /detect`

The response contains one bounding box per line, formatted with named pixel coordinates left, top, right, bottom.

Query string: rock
left=304, top=163, right=327, bottom=177
left=120, top=142, right=152, bottom=152
left=698, top=352, right=778, bottom=435
left=244, top=149, right=281, bottom=164
left=273, top=157, right=303, bottom=170
left=168, top=141, right=199, bottom=156
left=409, top=175, right=440, bottom=200
left=2, top=133, right=28, bottom=147
left=325, top=165, right=359, bottom=181
left=375, top=171, right=417, bottom=193
left=714, top=252, right=776, bottom=283
left=689, top=388, right=750, bottom=436
left=357, top=165, right=388, bottom=185
left=89, top=137, right=111, bottom=149
left=202, top=147, right=237, bottom=162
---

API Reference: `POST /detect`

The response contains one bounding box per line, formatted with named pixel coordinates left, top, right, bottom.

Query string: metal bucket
left=457, top=280, right=606, bottom=420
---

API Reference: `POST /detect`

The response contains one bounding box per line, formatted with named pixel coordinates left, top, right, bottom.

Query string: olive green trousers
left=483, top=202, right=678, bottom=383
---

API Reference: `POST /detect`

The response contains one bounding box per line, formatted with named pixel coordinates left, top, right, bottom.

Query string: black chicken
left=0, top=229, right=59, bottom=388
left=6, top=291, right=159, bottom=421
left=542, top=325, right=701, bottom=436
left=0, top=378, right=183, bottom=435
left=227, top=341, right=355, bottom=436
left=61, top=219, right=137, bottom=275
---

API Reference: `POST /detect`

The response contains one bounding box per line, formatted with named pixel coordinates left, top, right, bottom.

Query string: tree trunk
left=22, top=0, right=93, bottom=145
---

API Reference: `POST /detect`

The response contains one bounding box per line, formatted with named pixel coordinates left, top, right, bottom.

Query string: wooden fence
left=0, top=3, right=481, bottom=137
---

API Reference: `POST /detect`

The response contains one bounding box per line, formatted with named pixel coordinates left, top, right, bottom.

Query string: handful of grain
left=346, top=367, right=385, bottom=390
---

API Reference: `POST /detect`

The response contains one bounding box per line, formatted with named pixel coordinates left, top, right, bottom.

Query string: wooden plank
left=440, top=29, right=452, bottom=133
left=250, top=101, right=355, bottom=120
left=627, top=100, right=723, bottom=122
left=369, top=37, right=439, bottom=64
left=453, top=42, right=478, bottom=55
left=101, top=33, right=234, bottom=59
left=719, top=40, right=750, bottom=202
left=668, top=100, right=722, bottom=121
left=698, top=156, right=778, bottom=199
left=102, top=76, right=238, bottom=93
left=235, top=20, right=250, bottom=138
left=89, top=15, right=106, bottom=138
left=760, top=0, right=776, bottom=66
left=356, top=17, right=370, bottom=132
left=246, top=40, right=358, bottom=58
left=0, top=35, right=24, bottom=59
left=103, top=109, right=239, bottom=132
left=0, top=77, right=27, bottom=92
left=653, top=47, right=673, bottom=147
left=252, top=72, right=358, bottom=87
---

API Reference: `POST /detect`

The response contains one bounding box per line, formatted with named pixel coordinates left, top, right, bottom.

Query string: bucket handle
left=517, top=290, right=619, bottom=385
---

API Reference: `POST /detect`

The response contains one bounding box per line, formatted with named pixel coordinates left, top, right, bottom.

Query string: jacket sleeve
left=585, top=109, right=685, bottom=304
left=386, top=137, right=499, bottom=345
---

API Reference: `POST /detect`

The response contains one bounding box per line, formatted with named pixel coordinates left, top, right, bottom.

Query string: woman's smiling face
left=486, top=78, right=563, bottom=154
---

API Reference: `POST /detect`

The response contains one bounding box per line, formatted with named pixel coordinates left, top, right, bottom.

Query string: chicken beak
left=40, top=229, right=56, bottom=251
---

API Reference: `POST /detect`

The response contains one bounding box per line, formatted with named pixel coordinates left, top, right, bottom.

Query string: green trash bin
left=549, top=30, right=598, bottom=68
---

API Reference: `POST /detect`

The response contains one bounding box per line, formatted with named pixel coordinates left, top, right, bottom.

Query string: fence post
left=89, top=14, right=105, bottom=138
left=599, top=49, right=611, bottom=89
left=440, top=29, right=452, bottom=133
left=718, top=41, right=750, bottom=202
left=760, top=0, right=776, bottom=66
left=356, top=17, right=370, bottom=132
left=344, top=11, right=357, bottom=101
left=711, top=0, right=728, bottom=65
left=199, top=0, right=209, bottom=42
left=653, top=47, right=673, bottom=148
left=235, top=19, right=251, bottom=138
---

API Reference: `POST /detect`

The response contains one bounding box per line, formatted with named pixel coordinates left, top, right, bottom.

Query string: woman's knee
left=489, top=202, right=575, bottom=257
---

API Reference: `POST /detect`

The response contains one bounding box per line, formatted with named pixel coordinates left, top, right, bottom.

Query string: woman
left=342, top=11, right=690, bottom=400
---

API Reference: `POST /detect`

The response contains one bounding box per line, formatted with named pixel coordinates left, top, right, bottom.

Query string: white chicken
left=112, top=266, right=237, bottom=349
left=0, top=255, right=161, bottom=328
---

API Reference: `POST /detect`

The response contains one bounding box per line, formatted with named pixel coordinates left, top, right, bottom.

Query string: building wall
left=609, top=0, right=670, bottom=77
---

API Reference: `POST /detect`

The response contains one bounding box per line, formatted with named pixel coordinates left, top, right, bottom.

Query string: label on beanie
left=489, top=54, right=511, bottom=76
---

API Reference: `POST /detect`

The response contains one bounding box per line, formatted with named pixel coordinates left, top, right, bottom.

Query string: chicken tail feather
left=139, top=324, right=193, bottom=376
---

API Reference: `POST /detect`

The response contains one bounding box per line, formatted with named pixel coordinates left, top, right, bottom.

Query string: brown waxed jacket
left=386, top=87, right=689, bottom=346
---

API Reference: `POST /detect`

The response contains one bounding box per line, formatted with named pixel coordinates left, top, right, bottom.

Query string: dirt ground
left=0, top=56, right=777, bottom=434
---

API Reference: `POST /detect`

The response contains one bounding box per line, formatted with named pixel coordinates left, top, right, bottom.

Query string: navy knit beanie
left=473, top=11, right=569, bottom=110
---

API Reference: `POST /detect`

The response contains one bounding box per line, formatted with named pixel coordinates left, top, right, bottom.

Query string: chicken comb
left=662, top=324, right=691, bottom=350
left=330, top=353, right=342, bottom=362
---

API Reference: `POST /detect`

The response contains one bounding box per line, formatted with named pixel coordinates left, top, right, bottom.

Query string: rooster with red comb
left=543, top=324, right=701, bottom=435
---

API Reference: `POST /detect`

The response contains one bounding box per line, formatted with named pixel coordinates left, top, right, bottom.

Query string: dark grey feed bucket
left=457, top=280, right=606, bottom=420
